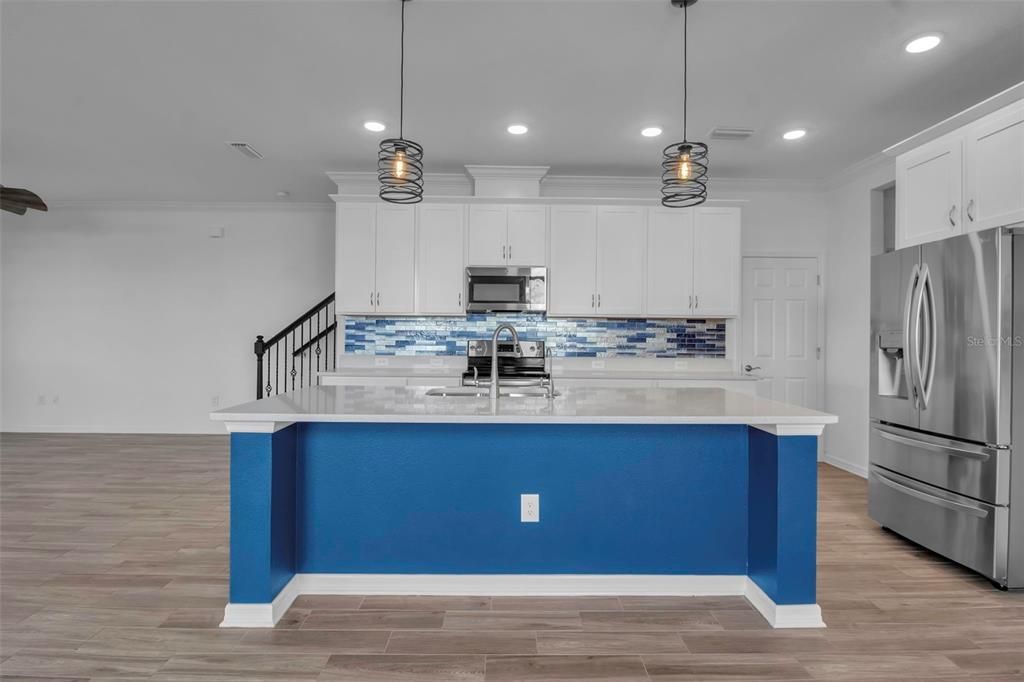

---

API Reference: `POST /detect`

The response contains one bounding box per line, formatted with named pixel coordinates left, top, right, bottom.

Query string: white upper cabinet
left=374, top=205, right=416, bottom=314
left=416, top=204, right=465, bottom=315
left=596, top=207, right=646, bottom=316
left=965, top=100, right=1024, bottom=232
left=335, top=203, right=378, bottom=315
left=646, top=208, right=694, bottom=317
left=467, top=204, right=548, bottom=266
left=896, top=132, right=964, bottom=249
left=895, top=99, right=1024, bottom=248
left=549, top=206, right=598, bottom=316
left=506, top=205, right=547, bottom=266
left=335, top=202, right=416, bottom=315
left=692, top=207, right=741, bottom=317
left=467, top=205, right=507, bottom=266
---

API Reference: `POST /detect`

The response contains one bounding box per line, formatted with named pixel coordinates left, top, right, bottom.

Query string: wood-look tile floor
left=2, top=433, right=1023, bottom=681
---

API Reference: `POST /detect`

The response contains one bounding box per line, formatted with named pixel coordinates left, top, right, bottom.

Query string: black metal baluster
left=290, top=329, right=297, bottom=391
left=255, top=335, right=265, bottom=399
left=275, top=343, right=279, bottom=396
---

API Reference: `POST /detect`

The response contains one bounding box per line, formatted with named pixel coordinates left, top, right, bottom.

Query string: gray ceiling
left=2, top=0, right=1023, bottom=203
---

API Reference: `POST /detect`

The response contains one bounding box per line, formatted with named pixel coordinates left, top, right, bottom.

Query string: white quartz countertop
left=212, top=385, right=836, bottom=429
left=319, top=368, right=759, bottom=381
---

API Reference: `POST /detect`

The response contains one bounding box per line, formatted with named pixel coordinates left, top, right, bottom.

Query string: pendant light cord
left=682, top=1, right=688, bottom=142
left=400, top=0, right=406, bottom=140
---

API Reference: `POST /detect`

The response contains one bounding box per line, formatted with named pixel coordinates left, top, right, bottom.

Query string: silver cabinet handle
left=948, top=205, right=957, bottom=227
left=874, top=470, right=989, bottom=518
left=458, top=291, right=462, bottom=308
left=744, top=364, right=761, bottom=372
left=874, top=427, right=991, bottom=461
left=502, top=245, right=506, bottom=260
left=591, top=293, right=595, bottom=308
left=370, top=292, right=374, bottom=308
left=377, top=292, right=381, bottom=307
left=508, top=244, right=512, bottom=261
left=967, top=199, right=975, bottom=222
left=597, top=293, right=601, bottom=308
left=689, top=295, right=693, bottom=310
left=694, top=295, right=699, bottom=309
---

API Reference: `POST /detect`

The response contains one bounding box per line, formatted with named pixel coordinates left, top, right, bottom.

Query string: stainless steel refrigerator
left=869, top=226, right=1023, bottom=588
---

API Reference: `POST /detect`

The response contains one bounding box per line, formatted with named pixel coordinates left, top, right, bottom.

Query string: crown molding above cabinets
left=465, top=165, right=550, bottom=198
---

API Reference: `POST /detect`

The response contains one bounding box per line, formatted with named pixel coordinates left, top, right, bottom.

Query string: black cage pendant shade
left=661, top=0, right=708, bottom=208
left=379, top=0, right=424, bottom=204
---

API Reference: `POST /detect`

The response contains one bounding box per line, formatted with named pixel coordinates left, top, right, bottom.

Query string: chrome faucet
left=489, top=323, right=521, bottom=402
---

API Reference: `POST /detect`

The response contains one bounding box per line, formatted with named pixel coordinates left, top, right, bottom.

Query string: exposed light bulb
left=393, top=149, right=407, bottom=180
left=677, top=150, right=692, bottom=181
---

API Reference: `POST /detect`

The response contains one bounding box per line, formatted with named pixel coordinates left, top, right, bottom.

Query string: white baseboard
left=743, top=578, right=826, bottom=629
left=823, top=452, right=868, bottom=478
left=221, top=574, right=302, bottom=628
left=221, top=574, right=824, bottom=630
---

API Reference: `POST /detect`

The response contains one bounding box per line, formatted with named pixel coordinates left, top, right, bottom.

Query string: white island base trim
left=220, top=574, right=825, bottom=630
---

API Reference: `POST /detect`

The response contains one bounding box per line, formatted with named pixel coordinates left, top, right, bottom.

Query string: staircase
left=253, top=293, right=336, bottom=399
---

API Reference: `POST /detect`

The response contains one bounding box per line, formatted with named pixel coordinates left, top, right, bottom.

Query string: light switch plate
left=520, top=494, right=540, bottom=523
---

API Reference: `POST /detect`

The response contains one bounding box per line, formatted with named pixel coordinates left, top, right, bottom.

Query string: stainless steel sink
left=425, top=386, right=559, bottom=398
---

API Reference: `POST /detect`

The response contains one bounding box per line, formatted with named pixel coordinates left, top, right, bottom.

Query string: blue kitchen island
left=212, top=385, right=836, bottom=629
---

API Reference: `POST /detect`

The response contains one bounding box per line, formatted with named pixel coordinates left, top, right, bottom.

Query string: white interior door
left=740, top=257, right=820, bottom=409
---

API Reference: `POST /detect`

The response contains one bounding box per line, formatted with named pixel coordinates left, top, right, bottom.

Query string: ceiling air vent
left=708, top=127, right=755, bottom=141
left=226, top=142, right=263, bottom=159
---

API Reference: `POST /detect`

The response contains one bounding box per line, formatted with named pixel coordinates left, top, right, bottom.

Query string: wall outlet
left=211, top=395, right=220, bottom=408
left=428, top=357, right=443, bottom=367
left=520, top=493, right=540, bottom=523
left=591, top=360, right=606, bottom=370
left=674, top=360, right=689, bottom=370
left=374, top=357, right=389, bottom=367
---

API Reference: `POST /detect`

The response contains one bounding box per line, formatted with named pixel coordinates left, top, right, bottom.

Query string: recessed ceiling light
left=363, top=121, right=386, bottom=132
left=507, top=124, right=528, bottom=135
left=905, top=34, right=942, bottom=54
left=783, top=129, right=807, bottom=141
left=641, top=127, right=663, bottom=138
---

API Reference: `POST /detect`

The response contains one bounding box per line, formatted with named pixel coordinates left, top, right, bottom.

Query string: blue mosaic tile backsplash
left=343, top=314, right=727, bottom=358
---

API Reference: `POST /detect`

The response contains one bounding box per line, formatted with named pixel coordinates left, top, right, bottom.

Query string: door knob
left=744, top=364, right=762, bottom=372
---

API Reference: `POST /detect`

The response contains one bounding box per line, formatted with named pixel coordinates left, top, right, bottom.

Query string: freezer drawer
left=869, top=466, right=1008, bottom=585
left=870, top=423, right=1009, bottom=504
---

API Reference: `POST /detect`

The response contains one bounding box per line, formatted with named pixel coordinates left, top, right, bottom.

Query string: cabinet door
left=374, top=205, right=416, bottom=314
left=335, top=203, right=377, bottom=314
left=692, top=207, right=741, bottom=317
left=646, top=208, right=694, bottom=317
left=965, top=101, right=1024, bottom=232
left=416, top=204, right=465, bottom=315
left=595, top=207, right=645, bottom=316
left=896, top=133, right=964, bottom=248
left=507, top=205, right=548, bottom=266
left=467, top=205, right=508, bottom=266
left=549, top=206, right=597, bottom=316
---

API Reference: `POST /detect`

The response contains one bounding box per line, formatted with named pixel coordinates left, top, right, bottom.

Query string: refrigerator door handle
left=874, top=469, right=990, bottom=518
left=920, top=264, right=938, bottom=409
left=910, top=263, right=930, bottom=410
left=903, top=264, right=921, bottom=408
left=874, top=426, right=992, bottom=461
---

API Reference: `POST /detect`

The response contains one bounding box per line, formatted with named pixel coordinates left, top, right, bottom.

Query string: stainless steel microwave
left=465, top=266, right=546, bottom=313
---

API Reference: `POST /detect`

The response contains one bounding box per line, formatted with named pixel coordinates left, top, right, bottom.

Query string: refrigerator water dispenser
left=877, top=330, right=907, bottom=398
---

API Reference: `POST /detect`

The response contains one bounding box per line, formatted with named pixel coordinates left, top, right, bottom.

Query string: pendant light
left=661, top=0, right=708, bottom=208
left=378, top=0, right=424, bottom=204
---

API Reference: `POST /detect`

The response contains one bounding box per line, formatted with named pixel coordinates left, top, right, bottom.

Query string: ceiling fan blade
left=0, top=186, right=48, bottom=213
left=1, top=203, right=28, bottom=215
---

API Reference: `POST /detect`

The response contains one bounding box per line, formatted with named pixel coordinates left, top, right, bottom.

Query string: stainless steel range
left=869, top=225, right=1024, bottom=589
left=462, top=339, right=550, bottom=388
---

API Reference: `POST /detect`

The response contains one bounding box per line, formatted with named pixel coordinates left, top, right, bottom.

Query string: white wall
left=1, top=203, right=334, bottom=433
left=823, top=159, right=895, bottom=476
